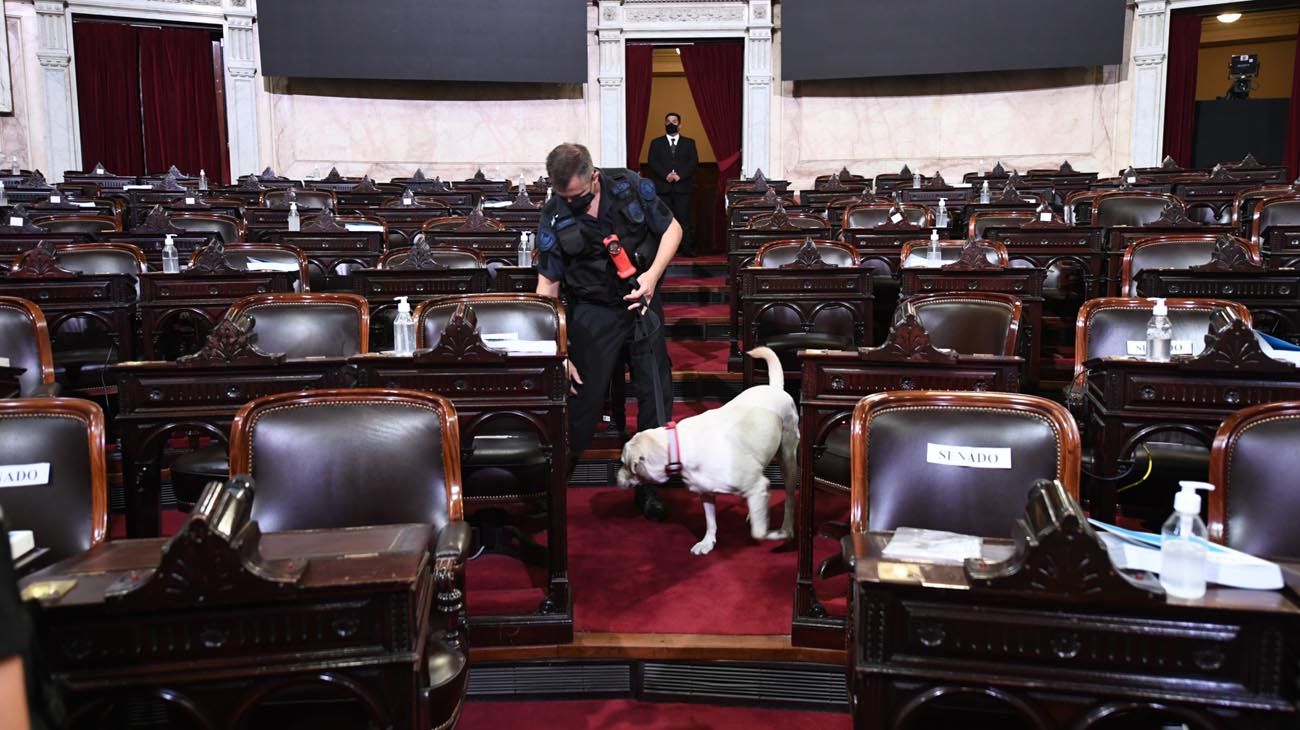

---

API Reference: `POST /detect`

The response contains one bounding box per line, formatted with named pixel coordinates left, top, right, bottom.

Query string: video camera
left=1223, top=54, right=1258, bottom=100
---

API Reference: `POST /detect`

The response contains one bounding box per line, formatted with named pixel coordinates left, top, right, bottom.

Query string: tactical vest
left=546, top=168, right=659, bottom=306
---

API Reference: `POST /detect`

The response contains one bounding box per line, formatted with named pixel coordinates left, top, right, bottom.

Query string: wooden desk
left=848, top=484, right=1299, bottom=730
left=1136, top=266, right=1300, bottom=344
left=137, top=267, right=298, bottom=360
left=20, top=515, right=456, bottom=729
left=269, top=227, right=386, bottom=291
left=1105, top=223, right=1233, bottom=295
left=792, top=322, right=1024, bottom=650
left=0, top=258, right=138, bottom=364
left=114, top=331, right=353, bottom=537
left=1081, top=318, right=1300, bottom=522
left=982, top=224, right=1106, bottom=302
left=1261, top=225, right=1300, bottom=268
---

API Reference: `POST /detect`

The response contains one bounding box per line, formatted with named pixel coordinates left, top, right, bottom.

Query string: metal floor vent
left=570, top=460, right=617, bottom=485
left=641, top=662, right=847, bottom=709
left=469, top=663, right=632, bottom=697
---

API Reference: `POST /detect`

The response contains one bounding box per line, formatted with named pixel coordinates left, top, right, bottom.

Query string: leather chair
left=848, top=391, right=1081, bottom=537
left=170, top=292, right=370, bottom=508
left=0, top=397, right=107, bottom=561
left=966, top=210, right=1042, bottom=239
left=0, top=296, right=57, bottom=397
left=28, top=214, right=121, bottom=236
left=168, top=212, right=246, bottom=244
left=899, top=239, right=1009, bottom=268
left=899, top=292, right=1023, bottom=356
left=1208, top=401, right=1300, bottom=558
left=1233, top=186, right=1294, bottom=231
left=421, top=215, right=507, bottom=233
left=226, top=388, right=469, bottom=726
left=1093, top=192, right=1182, bottom=228
left=415, top=294, right=563, bottom=542
left=381, top=244, right=485, bottom=269
left=1250, top=195, right=1300, bottom=243
left=265, top=188, right=336, bottom=211
left=1072, top=298, right=1253, bottom=524
left=841, top=203, right=932, bottom=230
left=1121, top=234, right=1263, bottom=296
left=202, top=242, right=312, bottom=290
left=755, top=238, right=857, bottom=268
left=46, top=242, right=147, bottom=276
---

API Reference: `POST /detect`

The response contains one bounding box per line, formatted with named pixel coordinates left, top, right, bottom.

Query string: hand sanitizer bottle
left=198, top=169, right=208, bottom=191
left=518, top=231, right=534, bottom=267
left=161, top=233, right=180, bottom=273
left=936, top=197, right=949, bottom=228
left=1146, top=297, right=1172, bottom=361
left=287, top=201, right=301, bottom=232
left=927, top=229, right=942, bottom=265
left=980, top=180, right=991, bottom=204
left=978, top=159, right=985, bottom=178
left=402, top=188, right=415, bottom=206
left=9, top=156, right=18, bottom=175
left=392, top=296, right=416, bottom=355
left=912, top=169, right=922, bottom=189
left=0, top=181, right=8, bottom=206
left=1160, top=481, right=1214, bottom=599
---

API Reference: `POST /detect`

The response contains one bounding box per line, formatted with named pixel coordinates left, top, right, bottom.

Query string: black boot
left=635, top=483, right=667, bottom=522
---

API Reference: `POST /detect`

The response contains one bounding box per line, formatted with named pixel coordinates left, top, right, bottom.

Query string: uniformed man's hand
left=625, top=274, right=658, bottom=313
left=566, top=358, right=583, bottom=395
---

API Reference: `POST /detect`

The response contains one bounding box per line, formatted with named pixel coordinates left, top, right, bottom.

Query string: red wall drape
left=680, top=42, right=743, bottom=255
left=1162, top=13, right=1201, bottom=168
left=1284, top=35, right=1300, bottom=180
left=72, top=21, right=144, bottom=176
left=138, top=26, right=227, bottom=181
left=625, top=43, right=654, bottom=172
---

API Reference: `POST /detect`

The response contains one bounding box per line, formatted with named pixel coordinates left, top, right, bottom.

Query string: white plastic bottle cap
left=395, top=295, right=411, bottom=314
left=1174, top=480, right=1214, bottom=514
left=930, top=229, right=939, bottom=242
left=1151, top=297, right=1168, bottom=316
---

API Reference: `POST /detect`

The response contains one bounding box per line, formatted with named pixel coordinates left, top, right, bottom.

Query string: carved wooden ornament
left=941, top=242, right=1002, bottom=271
left=176, top=314, right=286, bottom=367
left=131, top=205, right=186, bottom=234
left=9, top=241, right=75, bottom=278
left=188, top=241, right=242, bottom=275
left=1191, top=234, right=1266, bottom=273
left=860, top=309, right=957, bottom=363
left=414, top=302, right=508, bottom=364
left=779, top=238, right=833, bottom=269
left=388, top=240, right=447, bottom=271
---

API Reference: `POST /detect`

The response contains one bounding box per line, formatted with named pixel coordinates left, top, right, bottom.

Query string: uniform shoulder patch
left=610, top=178, right=632, bottom=197
left=639, top=179, right=657, bottom=201
left=538, top=228, right=557, bottom=251
left=625, top=200, right=645, bottom=224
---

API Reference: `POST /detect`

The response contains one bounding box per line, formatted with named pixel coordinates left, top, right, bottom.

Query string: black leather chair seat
left=813, top=424, right=851, bottom=492
left=171, top=444, right=228, bottom=508
left=462, top=430, right=549, bottom=502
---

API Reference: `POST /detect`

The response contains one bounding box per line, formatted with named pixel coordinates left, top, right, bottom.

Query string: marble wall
left=0, top=2, right=41, bottom=172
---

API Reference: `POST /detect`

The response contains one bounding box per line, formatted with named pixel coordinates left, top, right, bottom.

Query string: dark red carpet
left=666, top=340, right=730, bottom=372
left=663, top=303, right=727, bottom=321
left=458, top=698, right=849, bottom=730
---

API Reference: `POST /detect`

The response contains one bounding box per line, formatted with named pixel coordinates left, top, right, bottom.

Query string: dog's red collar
left=665, top=420, right=683, bottom=479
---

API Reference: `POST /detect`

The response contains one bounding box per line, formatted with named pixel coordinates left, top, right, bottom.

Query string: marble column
left=222, top=6, right=260, bottom=179
left=596, top=1, right=625, bottom=168
left=35, top=0, right=78, bottom=182
left=743, top=0, right=772, bottom=177
left=1130, top=0, right=1170, bottom=169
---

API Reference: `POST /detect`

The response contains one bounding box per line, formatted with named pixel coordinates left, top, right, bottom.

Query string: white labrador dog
left=615, top=346, right=798, bottom=555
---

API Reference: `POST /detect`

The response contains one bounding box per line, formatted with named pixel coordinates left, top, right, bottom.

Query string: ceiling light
left=1217, top=11, right=1242, bottom=23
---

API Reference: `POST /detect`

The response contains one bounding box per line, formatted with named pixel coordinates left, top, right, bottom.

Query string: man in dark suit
left=645, top=112, right=699, bottom=256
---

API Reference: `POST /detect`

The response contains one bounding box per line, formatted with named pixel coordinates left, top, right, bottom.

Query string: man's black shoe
left=635, top=483, right=667, bottom=522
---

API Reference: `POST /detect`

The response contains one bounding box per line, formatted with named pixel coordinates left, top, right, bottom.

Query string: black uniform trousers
left=661, top=190, right=694, bottom=254
left=567, top=294, right=674, bottom=461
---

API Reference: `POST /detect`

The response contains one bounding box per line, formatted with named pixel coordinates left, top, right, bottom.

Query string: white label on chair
left=926, top=444, right=1011, bottom=470
left=49, top=195, right=60, bottom=204
left=0, top=463, right=50, bottom=488
left=8, top=217, right=21, bottom=227
left=1039, top=212, right=1053, bottom=222
left=1126, top=340, right=1147, bottom=356
left=185, top=196, right=196, bottom=205
left=1171, top=339, right=1194, bottom=355
left=1126, top=176, right=1137, bottom=184
left=889, top=213, right=903, bottom=224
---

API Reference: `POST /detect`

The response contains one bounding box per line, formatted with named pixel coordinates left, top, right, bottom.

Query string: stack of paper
left=882, top=527, right=982, bottom=564
left=343, top=223, right=384, bottom=232
left=8, top=529, right=33, bottom=561
left=1090, top=519, right=1283, bottom=590
left=243, top=257, right=300, bottom=272
left=481, top=333, right=557, bottom=355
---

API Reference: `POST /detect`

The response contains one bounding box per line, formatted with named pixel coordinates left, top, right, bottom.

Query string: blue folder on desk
left=1257, top=331, right=1300, bottom=351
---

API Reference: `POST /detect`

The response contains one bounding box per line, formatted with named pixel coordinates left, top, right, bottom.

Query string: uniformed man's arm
left=535, top=273, right=560, bottom=298
left=624, top=217, right=681, bottom=311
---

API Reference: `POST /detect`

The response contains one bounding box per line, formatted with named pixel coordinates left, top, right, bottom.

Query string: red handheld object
left=602, top=234, right=638, bottom=280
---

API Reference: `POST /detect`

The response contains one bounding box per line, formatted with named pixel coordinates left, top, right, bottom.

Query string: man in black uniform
left=645, top=112, right=699, bottom=256
left=536, top=143, right=681, bottom=520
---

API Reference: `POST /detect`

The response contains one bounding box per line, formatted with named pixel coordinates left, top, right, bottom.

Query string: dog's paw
left=690, top=538, right=716, bottom=556
left=764, top=529, right=792, bottom=542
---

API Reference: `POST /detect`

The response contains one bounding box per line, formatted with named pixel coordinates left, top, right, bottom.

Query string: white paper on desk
left=901, top=253, right=944, bottom=268
left=0, top=356, right=10, bottom=367
left=882, top=527, right=982, bottom=565
left=123, top=184, right=153, bottom=190
left=8, top=530, right=33, bottom=561
left=1093, top=524, right=1283, bottom=590
left=481, top=200, right=513, bottom=209
left=344, top=223, right=383, bottom=232
left=243, top=257, right=300, bottom=273
left=72, top=201, right=98, bottom=208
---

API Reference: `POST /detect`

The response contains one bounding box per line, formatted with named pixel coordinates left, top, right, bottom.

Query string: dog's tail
left=746, top=346, right=784, bottom=390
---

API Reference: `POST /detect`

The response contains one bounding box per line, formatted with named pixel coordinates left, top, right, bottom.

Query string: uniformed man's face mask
left=562, top=173, right=598, bottom=216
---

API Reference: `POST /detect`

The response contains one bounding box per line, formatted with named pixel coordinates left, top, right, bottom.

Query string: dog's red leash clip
left=664, top=420, right=683, bottom=479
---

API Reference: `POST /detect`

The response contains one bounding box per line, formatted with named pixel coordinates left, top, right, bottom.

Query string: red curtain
left=1162, top=13, right=1201, bottom=168
left=680, top=42, right=743, bottom=255
left=138, top=26, right=226, bottom=181
left=73, top=21, right=144, bottom=175
left=1285, top=36, right=1300, bottom=180
left=625, top=43, right=654, bottom=172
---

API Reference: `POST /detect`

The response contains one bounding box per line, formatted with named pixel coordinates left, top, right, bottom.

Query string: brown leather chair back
left=0, top=398, right=107, bottom=560
left=1121, top=235, right=1261, bottom=295
left=29, top=214, right=121, bottom=235
left=0, top=296, right=55, bottom=396
left=901, top=293, right=1022, bottom=356
left=966, top=210, right=1038, bottom=239
left=849, top=391, right=1080, bottom=537
left=169, top=213, right=246, bottom=244
left=266, top=188, right=336, bottom=211
left=1209, top=401, right=1300, bottom=558
left=228, top=388, right=463, bottom=533
left=843, top=203, right=931, bottom=229
left=1094, top=193, right=1181, bottom=228
left=381, top=245, right=485, bottom=269
left=899, top=239, right=1009, bottom=267
left=209, top=243, right=312, bottom=289
left=1073, top=298, right=1253, bottom=380
left=416, top=293, right=566, bottom=352
left=754, top=239, right=858, bottom=268
left=226, top=292, right=369, bottom=357
left=53, top=243, right=147, bottom=275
